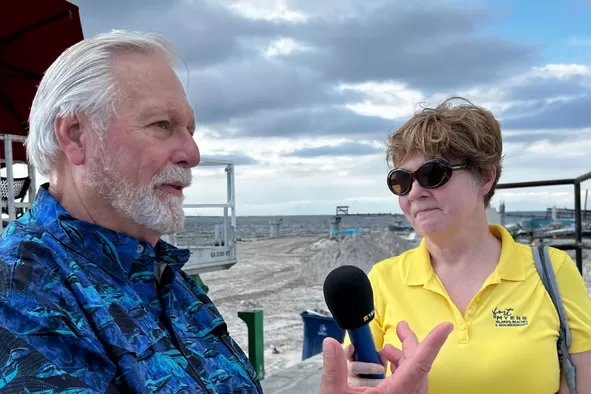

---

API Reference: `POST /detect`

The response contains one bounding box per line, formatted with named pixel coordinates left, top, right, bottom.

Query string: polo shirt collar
left=404, top=240, right=434, bottom=286
left=404, top=224, right=525, bottom=286
left=491, top=224, right=525, bottom=282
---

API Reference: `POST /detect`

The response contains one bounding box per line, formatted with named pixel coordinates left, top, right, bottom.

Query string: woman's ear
left=480, top=167, right=497, bottom=196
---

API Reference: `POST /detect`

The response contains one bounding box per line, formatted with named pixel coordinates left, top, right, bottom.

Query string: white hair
left=26, top=30, right=178, bottom=176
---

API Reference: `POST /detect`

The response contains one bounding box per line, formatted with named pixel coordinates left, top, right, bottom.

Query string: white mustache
left=151, top=165, right=193, bottom=188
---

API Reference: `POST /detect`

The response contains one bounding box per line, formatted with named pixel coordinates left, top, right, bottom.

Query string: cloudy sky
left=60, top=0, right=591, bottom=216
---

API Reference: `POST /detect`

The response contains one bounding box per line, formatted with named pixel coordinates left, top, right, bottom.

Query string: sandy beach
left=200, top=229, right=417, bottom=377
left=200, top=230, right=591, bottom=378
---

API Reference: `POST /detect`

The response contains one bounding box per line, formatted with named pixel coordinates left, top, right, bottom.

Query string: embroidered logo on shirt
left=492, top=306, right=529, bottom=327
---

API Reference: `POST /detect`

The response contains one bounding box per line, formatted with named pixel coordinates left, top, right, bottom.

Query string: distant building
left=487, top=207, right=502, bottom=225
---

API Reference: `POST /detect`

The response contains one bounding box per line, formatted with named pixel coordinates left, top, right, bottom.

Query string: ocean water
left=173, top=210, right=555, bottom=247
left=174, top=214, right=407, bottom=247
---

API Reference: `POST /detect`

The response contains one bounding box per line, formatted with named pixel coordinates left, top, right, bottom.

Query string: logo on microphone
left=363, top=309, right=376, bottom=322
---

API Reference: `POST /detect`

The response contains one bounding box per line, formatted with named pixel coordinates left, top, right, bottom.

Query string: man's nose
left=173, top=131, right=200, bottom=168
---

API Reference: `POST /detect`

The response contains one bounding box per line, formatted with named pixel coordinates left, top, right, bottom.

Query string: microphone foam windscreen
left=323, top=265, right=375, bottom=330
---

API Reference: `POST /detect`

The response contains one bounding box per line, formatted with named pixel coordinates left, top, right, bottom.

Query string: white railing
left=0, top=134, right=36, bottom=231
left=166, top=157, right=239, bottom=275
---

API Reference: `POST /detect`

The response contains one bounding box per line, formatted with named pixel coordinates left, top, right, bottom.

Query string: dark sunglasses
left=387, top=159, right=470, bottom=196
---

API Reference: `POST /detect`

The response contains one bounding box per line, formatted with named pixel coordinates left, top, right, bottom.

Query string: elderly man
left=0, top=30, right=451, bottom=393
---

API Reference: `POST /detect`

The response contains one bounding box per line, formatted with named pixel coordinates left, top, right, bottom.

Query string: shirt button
left=475, top=296, right=481, bottom=303
left=460, top=322, right=466, bottom=331
left=467, top=309, right=474, bottom=317
left=137, top=244, right=144, bottom=253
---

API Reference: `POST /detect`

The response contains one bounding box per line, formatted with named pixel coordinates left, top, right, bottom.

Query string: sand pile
left=200, top=229, right=419, bottom=377
left=298, top=230, right=417, bottom=287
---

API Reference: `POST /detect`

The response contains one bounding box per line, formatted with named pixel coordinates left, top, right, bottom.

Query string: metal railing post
left=574, top=181, right=583, bottom=273
left=497, top=172, right=591, bottom=276
left=4, top=137, right=16, bottom=222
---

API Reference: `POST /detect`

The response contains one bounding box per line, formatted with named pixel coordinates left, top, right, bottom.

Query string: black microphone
left=323, top=265, right=385, bottom=379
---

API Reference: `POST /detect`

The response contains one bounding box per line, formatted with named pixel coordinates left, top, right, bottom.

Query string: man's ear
left=54, top=114, right=88, bottom=166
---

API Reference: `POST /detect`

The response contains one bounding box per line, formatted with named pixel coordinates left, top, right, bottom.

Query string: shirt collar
left=404, top=224, right=525, bottom=286
left=29, top=183, right=190, bottom=280
left=403, top=239, right=434, bottom=286
left=490, top=224, right=525, bottom=282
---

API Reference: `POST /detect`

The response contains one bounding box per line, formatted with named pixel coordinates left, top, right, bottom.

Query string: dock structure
left=329, top=206, right=410, bottom=237
left=497, top=172, right=591, bottom=275
left=336, top=206, right=348, bottom=216
left=160, top=157, right=240, bottom=275
left=503, top=207, right=591, bottom=221
left=334, top=205, right=399, bottom=217
left=544, top=207, right=591, bottom=220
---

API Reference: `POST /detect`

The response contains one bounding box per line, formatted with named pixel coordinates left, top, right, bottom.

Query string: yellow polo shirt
left=345, top=224, right=591, bottom=394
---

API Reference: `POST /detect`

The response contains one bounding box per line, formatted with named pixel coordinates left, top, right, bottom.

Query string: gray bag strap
left=532, top=245, right=577, bottom=394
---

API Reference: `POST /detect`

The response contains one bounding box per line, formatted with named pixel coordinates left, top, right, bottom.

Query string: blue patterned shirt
left=0, top=184, right=263, bottom=393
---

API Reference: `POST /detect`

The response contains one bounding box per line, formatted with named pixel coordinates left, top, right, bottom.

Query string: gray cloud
left=503, top=129, right=591, bottom=144
left=188, top=59, right=364, bottom=124
left=69, top=0, right=580, bottom=143
left=285, top=0, right=380, bottom=16
left=211, top=107, right=397, bottom=138
left=284, top=142, right=380, bottom=157
left=284, top=3, right=537, bottom=91
left=71, top=0, right=282, bottom=68
left=505, top=76, right=590, bottom=102
left=72, top=0, right=174, bottom=20
left=502, top=94, right=591, bottom=130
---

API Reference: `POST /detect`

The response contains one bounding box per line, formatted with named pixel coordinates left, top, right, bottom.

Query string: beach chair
left=1, top=175, right=31, bottom=219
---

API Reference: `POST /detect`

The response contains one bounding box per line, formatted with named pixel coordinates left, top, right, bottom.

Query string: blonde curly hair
left=387, top=97, right=504, bottom=206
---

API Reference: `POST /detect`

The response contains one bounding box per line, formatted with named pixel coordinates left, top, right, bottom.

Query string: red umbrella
left=0, top=0, right=84, bottom=164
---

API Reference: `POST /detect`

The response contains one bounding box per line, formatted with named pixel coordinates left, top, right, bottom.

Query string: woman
left=344, top=97, right=591, bottom=393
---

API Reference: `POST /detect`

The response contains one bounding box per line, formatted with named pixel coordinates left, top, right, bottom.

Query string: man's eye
left=153, top=121, right=171, bottom=129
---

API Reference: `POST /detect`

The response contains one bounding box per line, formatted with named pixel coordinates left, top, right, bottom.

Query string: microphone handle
left=348, top=324, right=385, bottom=379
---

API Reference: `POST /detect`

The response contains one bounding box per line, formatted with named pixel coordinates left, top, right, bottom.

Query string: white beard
left=83, top=137, right=193, bottom=235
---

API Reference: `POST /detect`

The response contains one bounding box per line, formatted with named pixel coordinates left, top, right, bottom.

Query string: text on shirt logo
left=492, top=306, right=529, bottom=327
